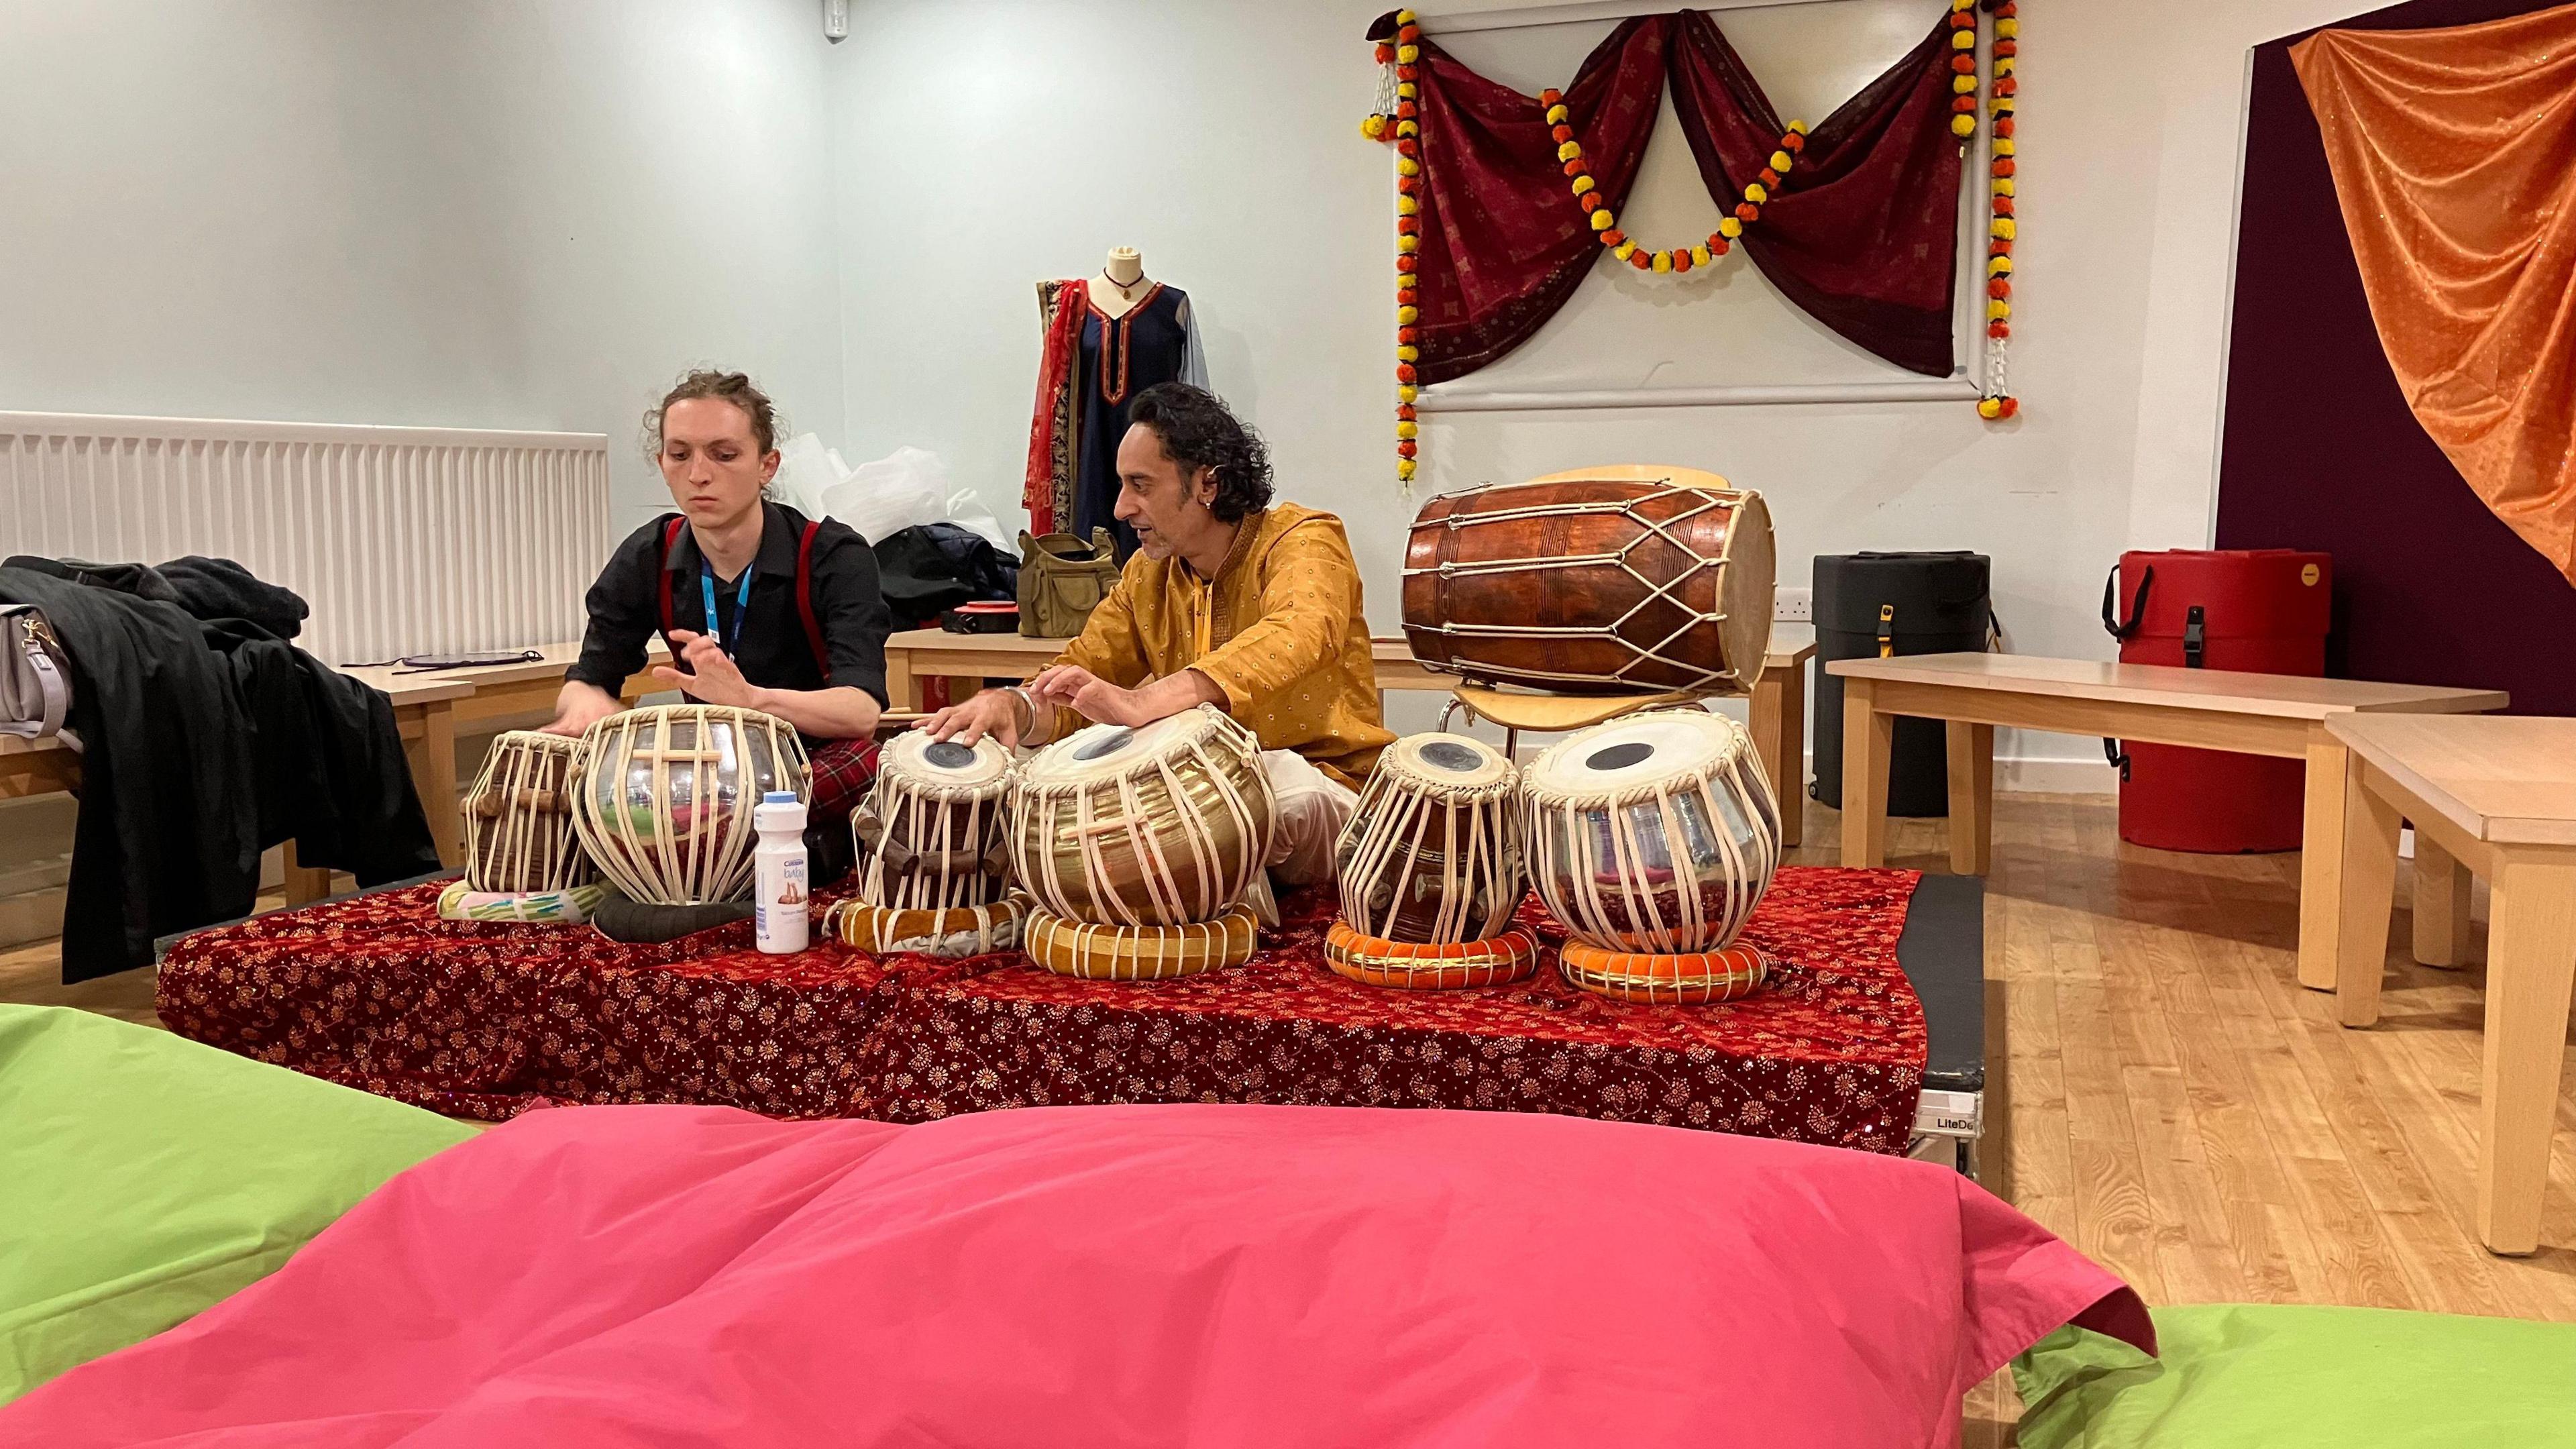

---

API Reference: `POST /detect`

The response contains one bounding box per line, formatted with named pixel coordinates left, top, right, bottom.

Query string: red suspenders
left=654, top=515, right=831, bottom=674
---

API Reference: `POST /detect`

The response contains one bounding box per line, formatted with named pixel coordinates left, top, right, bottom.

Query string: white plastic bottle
left=752, top=790, right=810, bottom=955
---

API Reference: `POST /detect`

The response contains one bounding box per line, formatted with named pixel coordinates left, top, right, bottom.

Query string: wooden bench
left=1827, top=652, right=2507, bottom=989
left=883, top=628, right=1821, bottom=847
left=2324, top=713, right=2576, bottom=1254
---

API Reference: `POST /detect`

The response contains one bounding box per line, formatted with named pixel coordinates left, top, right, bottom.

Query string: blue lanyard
left=699, top=559, right=753, bottom=657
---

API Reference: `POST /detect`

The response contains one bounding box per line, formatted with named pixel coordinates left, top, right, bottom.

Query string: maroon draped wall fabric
left=1411, top=19, right=1670, bottom=384
left=1670, top=13, right=1964, bottom=376
left=1388, top=9, right=1964, bottom=384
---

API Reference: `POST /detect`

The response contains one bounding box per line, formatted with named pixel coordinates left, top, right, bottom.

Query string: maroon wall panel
left=2213, top=0, right=2575, bottom=715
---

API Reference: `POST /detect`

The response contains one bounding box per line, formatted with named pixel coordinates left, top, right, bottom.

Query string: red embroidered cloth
left=158, top=867, right=1927, bottom=1150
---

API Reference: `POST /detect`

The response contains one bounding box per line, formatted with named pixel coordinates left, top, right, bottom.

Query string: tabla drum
left=1403, top=467, right=1776, bottom=696
left=570, top=704, right=809, bottom=905
left=1334, top=733, right=1523, bottom=945
left=1522, top=708, right=1781, bottom=1004
left=854, top=731, right=1016, bottom=912
left=1010, top=704, right=1274, bottom=928
left=462, top=731, right=593, bottom=894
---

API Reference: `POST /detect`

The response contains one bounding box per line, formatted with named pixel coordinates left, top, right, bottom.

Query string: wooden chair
left=1438, top=682, right=1711, bottom=763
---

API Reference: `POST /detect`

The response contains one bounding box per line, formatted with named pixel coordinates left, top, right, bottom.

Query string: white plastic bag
left=822, top=445, right=949, bottom=545
left=943, top=486, right=1012, bottom=551
left=770, top=433, right=846, bottom=521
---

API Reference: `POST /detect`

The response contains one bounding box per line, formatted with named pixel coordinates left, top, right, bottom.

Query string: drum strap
left=655, top=515, right=833, bottom=678
left=2098, top=564, right=2157, bottom=782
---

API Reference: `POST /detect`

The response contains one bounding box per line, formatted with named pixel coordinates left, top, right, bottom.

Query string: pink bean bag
left=1, top=1104, right=2149, bottom=1447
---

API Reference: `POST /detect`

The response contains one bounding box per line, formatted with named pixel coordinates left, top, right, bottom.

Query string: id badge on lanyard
left=701, top=561, right=753, bottom=655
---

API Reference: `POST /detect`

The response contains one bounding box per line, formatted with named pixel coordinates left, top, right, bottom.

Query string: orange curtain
left=2292, top=5, right=2576, bottom=585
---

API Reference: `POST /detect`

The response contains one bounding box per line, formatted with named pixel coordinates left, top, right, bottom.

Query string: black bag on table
left=871, top=523, right=1018, bottom=627
left=1811, top=551, right=1994, bottom=817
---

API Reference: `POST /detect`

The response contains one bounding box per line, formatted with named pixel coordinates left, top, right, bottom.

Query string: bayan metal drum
left=1403, top=468, right=1775, bottom=697
left=1522, top=708, right=1781, bottom=1004
left=462, top=731, right=594, bottom=894
left=571, top=704, right=809, bottom=905
left=1010, top=704, right=1274, bottom=929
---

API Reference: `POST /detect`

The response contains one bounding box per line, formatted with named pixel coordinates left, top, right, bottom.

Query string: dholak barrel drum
left=462, top=731, right=594, bottom=894
left=571, top=704, right=809, bottom=905
left=1326, top=733, right=1541, bottom=989
left=1011, top=705, right=1273, bottom=978
left=1522, top=709, right=1782, bottom=1004
left=841, top=731, right=1025, bottom=957
left=1403, top=468, right=1776, bottom=697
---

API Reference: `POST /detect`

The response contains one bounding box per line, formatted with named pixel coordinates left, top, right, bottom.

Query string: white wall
left=833, top=0, right=2373, bottom=785
left=0, top=0, right=2381, bottom=782
left=0, top=0, right=847, bottom=531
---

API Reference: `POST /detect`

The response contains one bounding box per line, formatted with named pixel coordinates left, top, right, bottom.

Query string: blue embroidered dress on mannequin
left=1025, top=276, right=1209, bottom=555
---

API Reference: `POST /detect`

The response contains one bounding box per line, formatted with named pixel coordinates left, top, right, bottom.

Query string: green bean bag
left=2015, top=1302, right=2576, bottom=1448
left=0, top=1005, right=472, bottom=1402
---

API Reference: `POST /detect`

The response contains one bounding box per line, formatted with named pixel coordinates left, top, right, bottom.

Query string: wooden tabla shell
left=855, top=731, right=1015, bottom=912
left=1402, top=470, right=1776, bottom=696
left=1333, top=732, right=1522, bottom=945
left=824, top=896, right=1028, bottom=959
left=462, top=731, right=594, bottom=894
left=1010, top=705, right=1274, bottom=928
left=1024, top=904, right=1261, bottom=980
left=570, top=705, right=809, bottom=905
left=1521, top=708, right=1780, bottom=956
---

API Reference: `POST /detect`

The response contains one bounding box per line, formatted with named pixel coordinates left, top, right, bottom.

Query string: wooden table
left=0, top=733, right=80, bottom=799
left=2323, top=713, right=2576, bottom=1254
left=881, top=629, right=1819, bottom=845
left=1828, top=653, right=2507, bottom=989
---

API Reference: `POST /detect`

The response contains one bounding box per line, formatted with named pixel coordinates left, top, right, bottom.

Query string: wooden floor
left=7, top=792, right=2573, bottom=1440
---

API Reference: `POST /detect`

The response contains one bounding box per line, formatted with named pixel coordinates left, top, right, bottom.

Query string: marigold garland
left=1364, top=10, right=1430, bottom=482
left=1361, top=1, right=2025, bottom=478
left=1970, top=0, right=2019, bottom=421
left=1547, top=87, right=1808, bottom=275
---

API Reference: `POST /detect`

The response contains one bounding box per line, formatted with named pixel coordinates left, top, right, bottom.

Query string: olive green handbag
left=1016, top=529, right=1121, bottom=639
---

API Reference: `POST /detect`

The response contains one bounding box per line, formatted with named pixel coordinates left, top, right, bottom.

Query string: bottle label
left=757, top=855, right=809, bottom=949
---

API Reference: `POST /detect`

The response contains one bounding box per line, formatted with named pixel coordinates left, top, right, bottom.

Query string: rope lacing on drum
left=1400, top=481, right=1749, bottom=692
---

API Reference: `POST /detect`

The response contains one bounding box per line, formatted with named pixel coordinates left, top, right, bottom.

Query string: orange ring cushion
left=1557, top=940, right=1769, bottom=1005
left=1324, top=922, right=1544, bottom=990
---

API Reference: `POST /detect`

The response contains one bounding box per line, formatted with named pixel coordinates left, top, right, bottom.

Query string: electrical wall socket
left=1774, top=587, right=1813, bottom=624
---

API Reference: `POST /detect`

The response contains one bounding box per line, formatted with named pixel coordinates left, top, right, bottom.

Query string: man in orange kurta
left=924, top=384, right=1393, bottom=885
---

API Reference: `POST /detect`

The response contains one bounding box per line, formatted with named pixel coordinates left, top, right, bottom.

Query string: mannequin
left=1091, top=247, right=1152, bottom=322
left=1025, top=248, right=1212, bottom=554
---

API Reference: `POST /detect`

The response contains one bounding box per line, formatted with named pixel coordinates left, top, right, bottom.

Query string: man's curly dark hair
left=1126, top=383, right=1275, bottom=523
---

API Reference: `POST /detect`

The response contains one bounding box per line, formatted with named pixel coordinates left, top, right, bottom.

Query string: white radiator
left=0, top=412, right=612, bottom=666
